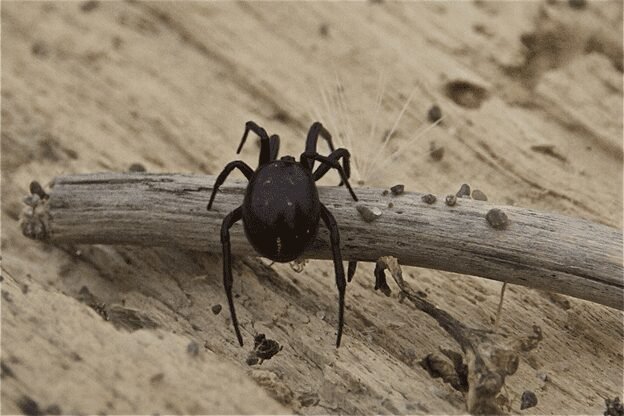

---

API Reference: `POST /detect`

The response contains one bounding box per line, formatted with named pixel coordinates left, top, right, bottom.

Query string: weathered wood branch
left=20, top=172, right=623, bottom=310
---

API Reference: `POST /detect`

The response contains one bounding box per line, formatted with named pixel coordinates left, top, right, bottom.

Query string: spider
left=207, top=121, right=358, bottom=347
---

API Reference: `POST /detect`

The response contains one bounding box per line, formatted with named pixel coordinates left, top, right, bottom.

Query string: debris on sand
left=246, top=334, right=283, bottom=365
left=29, top=181, right=48, bottom=200
left=520, top=390, right=538, bottom=410
left=604, top=397, right=624, bottom=416
left=187, top=341, right=200, bottom=357
left=427, top=104, right=443, bottom=123
left=429, top=142, right=445, bottom=161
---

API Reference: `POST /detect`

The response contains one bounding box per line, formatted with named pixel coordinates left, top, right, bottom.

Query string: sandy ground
left=1, top=1, right=623, bottom=414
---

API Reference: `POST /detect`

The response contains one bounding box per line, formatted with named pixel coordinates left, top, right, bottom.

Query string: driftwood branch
left=20, top=172, right=623, bottom=310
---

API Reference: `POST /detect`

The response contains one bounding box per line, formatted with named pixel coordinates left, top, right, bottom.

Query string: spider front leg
left=305, top=122, right=347, bottom=173
left=221, top=206, right=244, bottom=346
left=305, top=122, right=336, bottom=157
left=207, top=160, right=254, bottom=210
left=312, top=148, right=357, bottom=282
left=300, top=152, right=358, bottom=201
left=313, top=149, right=357, bottom=281
left=237, top=121, right=276, bottom=167
left=320, top=203, right=347, bottom=348
left=269, top=134, right=280, bottom=161
left=313, top=148, right=351, bottom=185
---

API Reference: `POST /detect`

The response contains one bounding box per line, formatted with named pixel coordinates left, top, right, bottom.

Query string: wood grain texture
left=22, top=172, right=624, bottom=310
left=3, top=1, right=623, bottom=414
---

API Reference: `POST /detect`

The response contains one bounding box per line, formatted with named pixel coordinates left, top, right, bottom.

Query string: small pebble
left=246, top=333, right=282, bottom=365
left=356, top=204, right=382, bottom=222
left=388, top=202, right=394, bottom=208
left=187, top=340, right=199, bottom=356
left=471, top=189, right=488, bottom=201
left=23, top=194, right=41, bottom=207
left=290, top=259, right=307, bottom=273
left=128, top=163, right=146, bottom=172
left=421, top=194, right=437, bottom=204
left=246, top=355, right=260, bottom=366
left=211, top=304, right=222, bottom=315
left=520, top=390, right=538, bottom=410
left=255, top=337, right=282, bottom=361
left=31, top=41, right=48, bottom=58
left=315, top=310, right=326, bottom=320
left=253, top=333, right=266, bottom=349
left=429, top=142, right=445, bottom=161
left=29, top=181, right=48, bottom=199
left=17, top=396, right=40, bottom=416
left=44, top=404, right=62, bottom=415
left=390, top=184, right=404, bottom=195
left=319, top=23, right=329, bottom=37
left=427, top=104, right=443, bottom=123
left=456, top=183, right=471, bottom=198
left=568, top=0, right=586, bottom=9
left=382, top=189, right=389, bottom=196
left=80, top=0, right=99, bottom=12
left=486, top=208, right=509, bottom=229
left=445, top=194, right=457, bottom=206
left=150, top=372, right=165, bottom=383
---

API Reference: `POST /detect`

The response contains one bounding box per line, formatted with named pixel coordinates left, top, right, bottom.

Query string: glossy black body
left=242, top=160, right=320, bottom=262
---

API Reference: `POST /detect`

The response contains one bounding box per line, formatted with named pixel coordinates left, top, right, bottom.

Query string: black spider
left=207, top=121, right=358, bottom=347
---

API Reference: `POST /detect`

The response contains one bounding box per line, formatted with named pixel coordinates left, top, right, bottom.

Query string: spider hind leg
left=221, top=206, right=244, bottom=346
left=320, top=203, right=347, bottom=348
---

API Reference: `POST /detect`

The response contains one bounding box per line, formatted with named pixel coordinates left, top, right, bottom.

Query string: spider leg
left=313, top=148, right=351, bottom=185
left=237, top=121, right=272, bottom=167
left=320, top=203, right=347, bottom=348
left=304, top=122, right=336, bottom=171
left=207, top=160, right=253, bottom=210
left=306, top=121, right=336, bottom=153
left=300, top=152, right=358, bottom=201
left=221, top=206, right=244, bottom=346
left=314, top=150, right=358, bottom=282
left=269, top=134, right=280, bottom=161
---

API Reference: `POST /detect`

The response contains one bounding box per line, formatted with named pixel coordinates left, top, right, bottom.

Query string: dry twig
left=19, top=173, right=623, bottom=310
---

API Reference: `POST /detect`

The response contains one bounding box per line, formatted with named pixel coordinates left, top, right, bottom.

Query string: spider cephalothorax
left=207, top=121, right=358, bottom=347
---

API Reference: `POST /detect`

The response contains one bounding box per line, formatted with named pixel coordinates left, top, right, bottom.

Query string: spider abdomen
left=242, top=160, right=321, bottom=262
